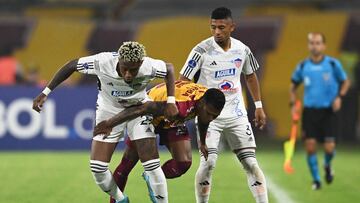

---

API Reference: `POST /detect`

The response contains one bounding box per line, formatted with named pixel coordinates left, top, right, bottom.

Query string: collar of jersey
left=212, top=37, right=234, bottom=53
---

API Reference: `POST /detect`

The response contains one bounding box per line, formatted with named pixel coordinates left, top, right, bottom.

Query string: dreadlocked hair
left=118, top=41, right=146, bottom=63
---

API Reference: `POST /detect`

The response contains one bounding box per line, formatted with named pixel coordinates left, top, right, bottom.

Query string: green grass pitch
left=1, top=147, right=359, bottom=203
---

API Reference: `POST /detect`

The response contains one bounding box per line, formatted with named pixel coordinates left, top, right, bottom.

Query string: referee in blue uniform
left=290, top=32, right=350, bottom=190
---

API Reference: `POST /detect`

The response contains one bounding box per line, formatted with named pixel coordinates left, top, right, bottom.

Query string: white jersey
left=77, top=52, right=167, bottom=112
left=180, top=37, right=259, bottom=120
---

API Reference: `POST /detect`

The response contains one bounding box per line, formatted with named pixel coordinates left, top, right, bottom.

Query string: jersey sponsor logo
left=215, top=68, right=236, bottom=78
left=111, top=90, right=134, bottom=97
left=233, top=58, right=242, bottom=68
left=218, top=80, right=237, bottom=92
left=106, top=82, right=114, bottom=86
left=188, top=59, right=197, bottom=68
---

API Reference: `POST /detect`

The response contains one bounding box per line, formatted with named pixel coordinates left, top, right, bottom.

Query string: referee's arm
left=337, top=79, right=350, bottom=98
left=289, top=81, right=300, bottom=107
left=333, top=79, right=350, bottom=112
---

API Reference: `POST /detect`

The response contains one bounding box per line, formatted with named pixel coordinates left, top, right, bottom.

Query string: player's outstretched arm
left=163, top=63, right=179, bottom=120
left=32, top=59, right=79, bottom=113
left=245, top=73, right=266, bottom=130
left=93, top=101, right=166, bottom=137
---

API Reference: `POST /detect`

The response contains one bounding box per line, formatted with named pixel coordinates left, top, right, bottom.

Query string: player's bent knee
left=236, top=150, right=258, bottom=172
left=202, top=151, right=218, bottom=171
left=177, top=161, right=192, bottom=176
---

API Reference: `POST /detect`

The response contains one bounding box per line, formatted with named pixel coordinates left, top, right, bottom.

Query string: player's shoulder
left=192, top=37, right=214, bottom=54
left=325, top=55, right=341, bottom=66
left=88, top=52, right=119, bottom=75
left=141, top=56, right=166, bottom=70
left=296, top=58, right=311, bottom=70
left=95, top=52, right=119, bottom=61
left=231, top=37, right=248, bottom=49
left=138, top=56, right=166, bottom=76
left=230, top=37, right=251, bottom=54
left=143, top=56, right=166, bottom=66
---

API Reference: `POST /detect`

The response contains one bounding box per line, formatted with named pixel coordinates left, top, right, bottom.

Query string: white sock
left=90, top=160, right=125, bottom=201
left=142, top=159, right=168, bottom=203
left=195, top=149, right=218, bottom=203
left=237, top=150, right=268, bottom=203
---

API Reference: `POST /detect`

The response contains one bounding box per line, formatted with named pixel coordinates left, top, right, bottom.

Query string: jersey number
left=140, top=116, right=153, bottom=125
left=246, top=125, right=252, bottom=136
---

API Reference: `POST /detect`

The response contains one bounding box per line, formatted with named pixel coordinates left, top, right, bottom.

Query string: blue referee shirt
left=291, top=55, right=347, bottom=108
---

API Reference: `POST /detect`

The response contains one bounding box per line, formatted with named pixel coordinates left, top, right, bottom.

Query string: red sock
left=161, top=159, right=192, bottom=179
left=109, top=157, right=137, bottom=203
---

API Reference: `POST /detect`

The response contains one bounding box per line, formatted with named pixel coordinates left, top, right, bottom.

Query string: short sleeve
left=76, top=53, right=106, bottom=75
left=151, top=59, right=167, bottom=78
left=179, top=45, right=205, bottom=80
left=242, top=48, right=260, bottom=75
left=291, top=63, right=304, bottom=84
left=331, top=59, right=347, bottom=82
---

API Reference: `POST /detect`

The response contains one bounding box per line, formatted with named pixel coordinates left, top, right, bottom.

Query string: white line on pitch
left=266, top=175, right=297, bottom=203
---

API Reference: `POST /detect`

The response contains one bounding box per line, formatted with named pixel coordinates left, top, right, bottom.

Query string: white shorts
left=197, top=116, right=256, bottom=151
left=93, top=109, right=156, bottom=143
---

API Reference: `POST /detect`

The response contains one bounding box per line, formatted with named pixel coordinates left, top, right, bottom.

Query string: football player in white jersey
left=179, top=7, right=269, bottom=203
left=32, top=41, right=178, bottom=203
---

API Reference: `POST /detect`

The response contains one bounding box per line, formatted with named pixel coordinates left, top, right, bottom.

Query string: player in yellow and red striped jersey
left=93, top=81, right=225, bottom=202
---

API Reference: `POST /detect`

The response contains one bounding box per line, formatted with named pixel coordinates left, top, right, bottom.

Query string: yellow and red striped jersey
left=148, top=80, right=207, bottom=128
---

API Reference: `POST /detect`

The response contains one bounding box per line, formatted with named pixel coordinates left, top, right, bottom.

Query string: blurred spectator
left=25, top=65, right=47, bottom=87
left=0, top=46, right=25, bottom=85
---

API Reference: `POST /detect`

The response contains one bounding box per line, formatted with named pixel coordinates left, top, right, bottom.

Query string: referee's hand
left=332, top=96, right=342, bottom=112
left=254, top=108, right=266, bottom=130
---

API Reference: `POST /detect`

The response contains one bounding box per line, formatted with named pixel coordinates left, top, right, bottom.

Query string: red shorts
left=157, top=125, right=191, bottom=146
left=125, top=125, right=190, bottom=148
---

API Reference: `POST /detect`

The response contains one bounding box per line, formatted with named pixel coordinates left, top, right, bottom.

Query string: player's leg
left=303, top=108, right=321, bottom=189
left=114, top=138, right=139, bottom=191
left=161, top=126, right=192, bottom=178
left=228, top=121, right=268, bottom=203
left=194, top=119, right=222, bottom=203
left=322, top=109, right=337, bottom=184
left=90, top=141, right=128, bottom=203
left=128, top=115, right=168, bottom=203
left=110, top=138, right=139, bottom=203
left=91, top=110, right=128, bottom=203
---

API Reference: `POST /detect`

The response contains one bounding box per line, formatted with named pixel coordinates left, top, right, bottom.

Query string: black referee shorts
left=302, top=107, right=338, bottom=143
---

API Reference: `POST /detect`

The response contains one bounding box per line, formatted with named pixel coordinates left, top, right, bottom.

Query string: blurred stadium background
left=0, top=0, right=359, bottom=202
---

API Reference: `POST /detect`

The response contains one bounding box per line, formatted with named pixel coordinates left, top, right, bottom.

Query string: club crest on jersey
left=218, top=80, right=234, bottom=91
left=233, top=58, right=242, bottom=68
left=111, top=90, right=134, bottom=97
left=215, top=68, right=236, bottom=78
left=187, top=59, right=197, bottom=68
